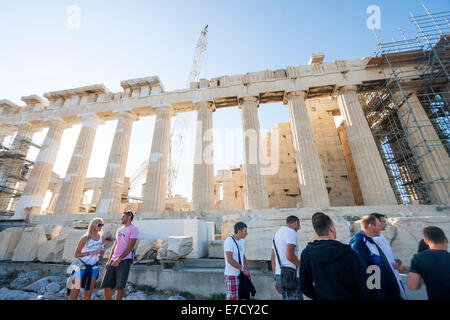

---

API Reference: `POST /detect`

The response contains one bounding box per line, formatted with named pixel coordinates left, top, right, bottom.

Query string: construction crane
left=129, top=25, right=209, bottom=198
left=168, top=25, right=209, bottom=197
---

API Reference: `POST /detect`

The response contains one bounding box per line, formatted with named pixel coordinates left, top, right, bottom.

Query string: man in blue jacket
left=349, top=214, right=403, bottom=300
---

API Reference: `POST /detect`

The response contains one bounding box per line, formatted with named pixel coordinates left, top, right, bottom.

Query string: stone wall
left=263, top=123, right=301, bottom=208
left=0, top=205, right=446, bottom=268
left=307, top=98, right=356, bottom=206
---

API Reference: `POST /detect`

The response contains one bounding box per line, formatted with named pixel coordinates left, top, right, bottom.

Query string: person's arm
left=243, top=255, right=251, bottom=279
left=286, top=244, right=300, bottom=267
left=271, top=249, right=281, bottom=294
left=105, top=240, right=117, bottom=267
left=299, top=250, right=316, bottom=300
left=74, top=236, right=96, bottom=259
left=271, top=249, right=276, bottom=279
left=407, top=272, right=424, bottom=290
left=225, top=251, right=243, bottom=270
left=407, top=255, right=424, bottom=290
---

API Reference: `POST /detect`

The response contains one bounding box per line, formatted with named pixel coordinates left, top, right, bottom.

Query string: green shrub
left=209, top=292, right=226, bottom=300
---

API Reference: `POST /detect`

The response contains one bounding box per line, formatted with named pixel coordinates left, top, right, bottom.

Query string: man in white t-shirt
left=224, top=222, right=250, bottom=300
left=372, top=213, right=407, bottom=300
left=271, top=215, right=303, bottom=300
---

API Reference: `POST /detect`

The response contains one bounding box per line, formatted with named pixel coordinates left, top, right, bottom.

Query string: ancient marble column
left=45, top=184, right=61, bottom=214
left=0, top=123, right=40, bottom=212
left=397, top=93, right=450, bottom=204
left=192, top=101, right=215, bottom=211
left=239, top=96, right=269, bottom=209
left=0, top=125, right=15, bottom=147
left=9, top=181, right=26, bottom=213
left=142, top=106, right=173, bottom=212
left=13, top=119, right=70, bottom=218
left=337, top=86, right=397, bottom=205
left=7, top=123, right=39, bottom=157
left=53, top=114, right=104, bottom=215
left=285, top=91, right=330, bottom=207
left=91, top=188, right=101, bottom=206
left=97, top=111, right=137, bottom=214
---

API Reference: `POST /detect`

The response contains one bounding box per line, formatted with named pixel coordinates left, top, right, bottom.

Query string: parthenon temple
left=0, top=8, right=449, bottom=298
left=1, top=48, right=448, bottom=219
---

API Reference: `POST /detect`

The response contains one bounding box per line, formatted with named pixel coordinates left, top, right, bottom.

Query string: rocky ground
left=0, top=267, right=197, bottom=300
left=0, top=265, right=426, bottom=300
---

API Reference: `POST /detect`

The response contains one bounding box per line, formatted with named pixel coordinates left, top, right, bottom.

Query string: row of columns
left=138, top=85, right=398, bottom=211
left=10, top=84, right=448, bottom=218
left=14, top=120, right=69, bottom=216
left=1, top=123, right=41, bottom=214
left=397, top=92, right=450, bottom=204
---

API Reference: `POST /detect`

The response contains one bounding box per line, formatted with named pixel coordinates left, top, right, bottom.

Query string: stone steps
left=181, top=258, right=225, bottom=269
left=180, top=258, right=271, bottom=272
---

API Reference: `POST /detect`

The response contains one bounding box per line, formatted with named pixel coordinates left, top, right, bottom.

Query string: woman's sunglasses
left=97, top=223, right=104, bottom=227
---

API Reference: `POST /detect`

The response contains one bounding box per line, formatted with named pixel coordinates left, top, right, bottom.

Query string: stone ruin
left=0, top=39, right=448, bottom=299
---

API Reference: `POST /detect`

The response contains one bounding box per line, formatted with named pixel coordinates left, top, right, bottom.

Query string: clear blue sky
left=1, top=1, right=449, bottom=201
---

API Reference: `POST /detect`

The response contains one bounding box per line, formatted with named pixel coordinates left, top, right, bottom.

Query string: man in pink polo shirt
left=101, top=211, right=139, bottom=300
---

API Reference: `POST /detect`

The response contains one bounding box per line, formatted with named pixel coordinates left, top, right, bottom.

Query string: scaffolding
left=363, top=6, right=449, bottom=207
left=0, top=129, right=40, bottom=216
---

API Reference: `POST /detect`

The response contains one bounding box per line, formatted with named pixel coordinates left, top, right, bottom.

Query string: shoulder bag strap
left=273, top=237, right=298, bottom=272
left=230, top=236, right=242, bottom=265
left=272, top=238, right=283, bottom=266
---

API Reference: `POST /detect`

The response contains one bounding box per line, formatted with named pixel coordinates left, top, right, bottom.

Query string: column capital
left=194, top=101, right=216, bottom=112
left=337, top=85, right=358, bottom=94
left=115, top=110, right=139, bottom=121
left=154, top=105, right=174, bottom=116
left=79, top=113, right=104, bottom=128
left=238, top=96, right=259, bottom=108
left=283, top=90, right=307, bottom=104
left=0, top=124, right=16, bottom=135
left=48, top=118, right=72, bottom=130
left=16, top=122, right=42, bottom=134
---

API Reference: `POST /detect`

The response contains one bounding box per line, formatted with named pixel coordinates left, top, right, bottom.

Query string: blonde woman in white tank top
left=69, top=217, right=109, bottom=300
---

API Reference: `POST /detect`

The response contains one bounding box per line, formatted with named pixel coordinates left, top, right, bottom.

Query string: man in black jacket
left=300, top=212, right=371, bottom=300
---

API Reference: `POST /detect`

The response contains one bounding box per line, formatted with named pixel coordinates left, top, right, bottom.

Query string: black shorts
left=101, top=259, right=132, bottom=289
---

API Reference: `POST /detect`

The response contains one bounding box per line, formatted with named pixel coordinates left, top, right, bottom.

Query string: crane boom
left=167, top=25, right=208, bottom=197
left=128, top=26, right=209, bottom=199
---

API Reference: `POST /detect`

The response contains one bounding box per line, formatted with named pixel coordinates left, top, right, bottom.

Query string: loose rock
left=0, top=287, right=39, bottom=300
left=124, top=291, right=148, bottom=300
left=9, top=271, right=41, bottom=289
left=46, top=282, right=61, bottom=294
left=23, top=276, right=61, bottom=294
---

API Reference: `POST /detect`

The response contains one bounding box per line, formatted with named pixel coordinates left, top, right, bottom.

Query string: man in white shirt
left=223, top=222, right=250, bottom=300
left=271, top=215, right=302, bottom=300
left=372, top=213, right=408, bottom=300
